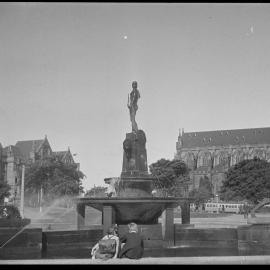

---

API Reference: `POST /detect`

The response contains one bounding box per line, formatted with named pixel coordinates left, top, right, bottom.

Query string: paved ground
left=2, top=256, right=270, bottom=264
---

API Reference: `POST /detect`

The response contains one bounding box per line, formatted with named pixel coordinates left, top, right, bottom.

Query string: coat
left=119, top=232, right=144, bottom=259
left=91, top=234, right=119, bottom=260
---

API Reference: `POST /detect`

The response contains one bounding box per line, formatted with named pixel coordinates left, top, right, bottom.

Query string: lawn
left=174, top=211, right=233, bottom=218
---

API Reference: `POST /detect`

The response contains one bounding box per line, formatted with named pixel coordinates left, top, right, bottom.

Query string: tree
left=189, top=176, right=213, bottom=206
left=149, top=158, right=190, bottom=197
left=85, top=186, right=108, bottom=197
left=25, top=156, right=85, bottom=207
left=199, top=176, right=212, bottom=193
left=219, top=157, right=270, bottom=204
left=0, top=181, right=11, bottom=204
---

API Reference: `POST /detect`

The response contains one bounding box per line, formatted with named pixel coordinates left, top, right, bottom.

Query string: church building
left=175, top=127, right=270, bottom=196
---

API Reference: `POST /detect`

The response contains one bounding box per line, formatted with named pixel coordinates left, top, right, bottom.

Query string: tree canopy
left=85, top=186, right=107, bottom=197
left=219, top=157, right=270, bottom=204
left=24, top=156, right=85, bottom=206
left=149, top=158, right=190, bottom=197
left=189, top=176, right=213, bottom=205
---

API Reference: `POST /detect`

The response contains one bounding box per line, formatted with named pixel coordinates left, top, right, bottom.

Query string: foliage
left=219, top=157, right=270, bottom=204
left=85, top=186, right=108, bottom=197
left=0, top=181, right=11, bottom=203
left=189, top=176, right=213, bottom=205
left=25, top=156, right=85, bottom=205
left=149, top=158, right=190, bottom=197
left=199, top=176, right=212, bottom=193
left=0, top=205, right=21, bottom=219
left=189, top=187, right=212, bottom=206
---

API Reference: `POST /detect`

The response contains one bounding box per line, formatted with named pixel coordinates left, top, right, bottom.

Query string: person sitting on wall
left=91, top=226, right=120, bottom=260
left=118, top=222, right=144, bottom=259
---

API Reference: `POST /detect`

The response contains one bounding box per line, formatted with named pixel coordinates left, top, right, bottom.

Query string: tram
left=204, top=202, right=244, bottom=213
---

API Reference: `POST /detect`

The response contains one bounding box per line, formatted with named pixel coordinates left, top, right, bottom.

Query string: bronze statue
left=127, top=81, right=140, bottom=132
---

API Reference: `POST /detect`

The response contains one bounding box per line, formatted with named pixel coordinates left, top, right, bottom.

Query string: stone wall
left=0, top=228, right=42, bottom=259
left=174, top=225, right=238, bottom=249
left=237, top=224, right=270, bottom=255
left=42, top=228, right=103, bottom=258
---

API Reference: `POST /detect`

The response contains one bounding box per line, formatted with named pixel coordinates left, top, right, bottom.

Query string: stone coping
left=74, top=197, right=191, bottom=204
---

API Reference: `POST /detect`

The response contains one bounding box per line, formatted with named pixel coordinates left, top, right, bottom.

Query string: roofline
left=182, top=126, right=270, bottom=134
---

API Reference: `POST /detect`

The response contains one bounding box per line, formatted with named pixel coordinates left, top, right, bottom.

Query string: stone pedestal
left=76, top=203, right=85, bottom=230
left=161, top=207, right=174, bottom=246
left=121, top=130, right=148, bottom=177
left=181, top=201, right=190, bottom=224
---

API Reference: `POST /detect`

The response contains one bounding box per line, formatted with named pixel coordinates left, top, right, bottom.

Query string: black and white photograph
left=1, top=2, right=270, bottom=265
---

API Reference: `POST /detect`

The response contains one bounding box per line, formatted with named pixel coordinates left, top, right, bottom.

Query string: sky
left=1, top=3, right=270, bottom=191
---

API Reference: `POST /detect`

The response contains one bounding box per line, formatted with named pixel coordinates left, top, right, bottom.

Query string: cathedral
left=175, top=127, right=270, bottom=196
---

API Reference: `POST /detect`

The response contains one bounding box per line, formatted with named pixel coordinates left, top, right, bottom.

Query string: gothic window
left=202, top=152, right=211, bottom=166
left=219, top=154, right=228, bottom=166
left=253, top=150, right=265, bottom=160
left=235, top=153, right=244, bottom=164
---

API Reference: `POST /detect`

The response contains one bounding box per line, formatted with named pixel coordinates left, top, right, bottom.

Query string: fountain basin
left=75, top=197, right=185, bottom=224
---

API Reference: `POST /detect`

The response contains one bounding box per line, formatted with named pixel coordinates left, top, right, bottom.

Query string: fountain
left=74, top=81, right=191, bottom=243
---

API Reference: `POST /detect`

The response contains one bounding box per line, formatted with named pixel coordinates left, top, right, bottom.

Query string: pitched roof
left=53, top=151, right=68, bottom=159
left=15, top=139, right=44, bottom=160
left=3, top=145, right=23, bottom=159
left=53, top=150, right=74, bottom=163
left=180, top=127, right=270, bottom=148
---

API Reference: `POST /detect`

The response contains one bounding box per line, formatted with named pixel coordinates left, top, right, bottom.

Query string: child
left=119, top=222, right=144, bottom=259
left=91, top=226, right=119, bottom=260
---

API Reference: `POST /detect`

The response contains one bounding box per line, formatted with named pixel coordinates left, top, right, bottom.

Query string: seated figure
left=91, top=226, right=119, bottom=260
left=119, top=222, right=144, bottom=259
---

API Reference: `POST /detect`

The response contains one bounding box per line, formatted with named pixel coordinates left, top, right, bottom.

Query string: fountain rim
left=73, top=197, right=193, bottom=203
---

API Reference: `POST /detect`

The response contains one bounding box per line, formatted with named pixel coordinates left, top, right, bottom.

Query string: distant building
left=0, top=136, right=79, bottom=206
left=175, top=127, right=270, bottom=195
left=15, top=136, right=52, bottom=163
left=53, top=147, right=75, bottom=165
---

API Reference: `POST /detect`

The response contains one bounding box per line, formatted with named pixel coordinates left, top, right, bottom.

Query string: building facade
left=0, top=136, right=79, bottom=205
left=175, top=127, right=270, bottom=195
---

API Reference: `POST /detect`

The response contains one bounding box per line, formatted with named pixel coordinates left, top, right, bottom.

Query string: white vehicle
left=204, top=202, right=244, bottom=214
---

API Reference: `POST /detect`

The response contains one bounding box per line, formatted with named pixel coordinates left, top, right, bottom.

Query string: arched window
left=253, top=150, right=265, bottom=160
left=218, top=153, right=228, bottom=166
left=234, top=152, right=244, bottom=164
left=202, top=152, right=211, bottom=166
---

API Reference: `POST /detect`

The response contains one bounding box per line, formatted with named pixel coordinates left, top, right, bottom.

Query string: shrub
left=0, top=205, right=22, bottom=219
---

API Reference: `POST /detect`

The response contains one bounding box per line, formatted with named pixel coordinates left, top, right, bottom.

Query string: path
left=2, top=256, right=270, bottom=264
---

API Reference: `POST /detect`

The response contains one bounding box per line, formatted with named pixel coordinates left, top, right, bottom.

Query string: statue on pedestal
left=127, top=81, right=140, bottom=133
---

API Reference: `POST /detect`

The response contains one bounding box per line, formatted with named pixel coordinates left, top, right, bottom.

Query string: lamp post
left=39, top=186, right=43, bottom=213
left=20, top=164, right=25, bottom=218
